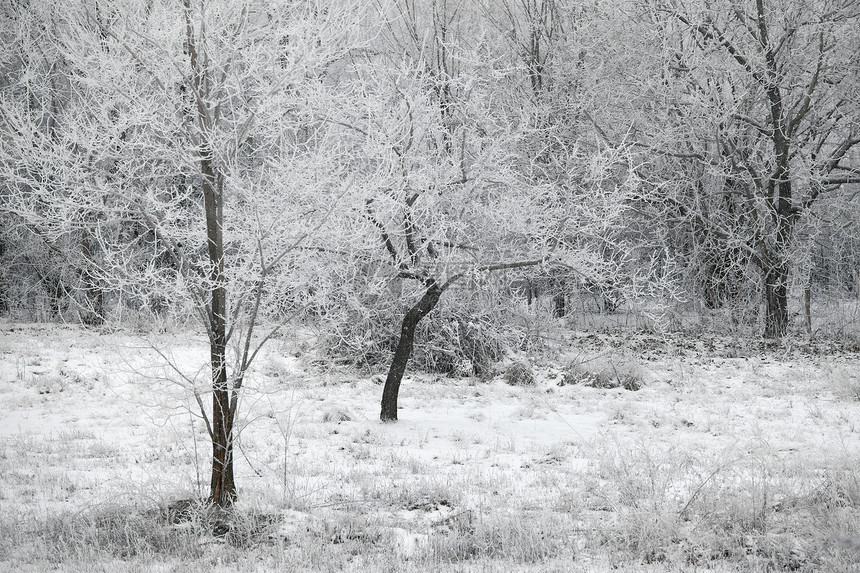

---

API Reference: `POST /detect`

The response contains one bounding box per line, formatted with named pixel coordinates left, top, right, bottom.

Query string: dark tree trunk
left=209, top=337, right=235, bottom=506
left=202, top=155, right=236, bottom=506
left=547, top=276, right=565, bottom=317
left=48, top=274, right=64, bottom=318
left=79, top=230, right=104, bottom=326
left=0, top=238, right=7, bottom=313
left=758, top=0, right=794, bottom=340
left=552, top=291, right=566, bottom=318
left=380, top=282, right=444, bottom=422
left=184, top=3, right=236, bottom=506
left=762, top=175, right=794, bottom=339
left=763, top=264, right=788, bottom=338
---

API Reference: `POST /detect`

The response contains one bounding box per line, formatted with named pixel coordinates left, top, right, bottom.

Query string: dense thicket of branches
left=1, top=0, right=858, bottom=495
left=3, top=0, right=857, bottom=336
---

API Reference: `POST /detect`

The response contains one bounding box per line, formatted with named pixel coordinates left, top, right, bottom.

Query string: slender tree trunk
left=552, top=293, right=566, bottom=317
left=79, top=229, right=104, bottom=326
left=202, top=156, right=236, bottom=506
left=380, top=281, right=444, bottom=422
left=183, top=1, right=237, bottom=506
left=0, top=238, right=6, bottom=313
left=209, top=337, right=235, bottom=506
left=552, top=283, right=566, bottom=318
left=48, top=274, right=63, bottom=318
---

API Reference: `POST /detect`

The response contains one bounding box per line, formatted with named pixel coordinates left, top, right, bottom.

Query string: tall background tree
left=630, top=0, right=860, bottom=336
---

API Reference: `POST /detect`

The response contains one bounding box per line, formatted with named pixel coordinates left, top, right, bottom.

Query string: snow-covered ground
left=1, top=320, right=858, bottom=572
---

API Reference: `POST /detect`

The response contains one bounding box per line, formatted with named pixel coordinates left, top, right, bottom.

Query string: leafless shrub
left=503, top=362, right=535, bottom=386
left=29, top=504, right=204, bottom=561
left=421, top=512, right=571, bottom=564
left=562, top=354, right=644, bottom=391
left=321, top=408, right=354, bottom=423
left=321, top=290, right=512, bottom=377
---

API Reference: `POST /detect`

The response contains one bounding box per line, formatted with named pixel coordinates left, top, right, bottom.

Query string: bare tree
left=0, top=0, right=360, bottom=506
left=640, top=0, right=860, bottom=337
left=319, top=1, right=639, bottom=421
left=0, top=1, right=110, bottom=323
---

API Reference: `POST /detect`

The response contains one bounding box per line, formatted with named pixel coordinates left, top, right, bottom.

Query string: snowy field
left=1, top=320, right=859, bottom=572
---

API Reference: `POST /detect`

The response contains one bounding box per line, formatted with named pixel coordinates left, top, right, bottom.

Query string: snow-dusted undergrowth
left=0, top=321, right=858, bottom=572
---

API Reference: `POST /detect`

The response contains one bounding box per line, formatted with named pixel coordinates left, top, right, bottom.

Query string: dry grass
left=1, top=323, right=859, bottom=572
left=503, top=361, right=536, bottom=386
left=561, top=353, right=644, bottom=391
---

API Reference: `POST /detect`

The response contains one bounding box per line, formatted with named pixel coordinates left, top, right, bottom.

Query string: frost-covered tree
left=313, top=0, right=641, bottom=421
left=0, top=1, right=110, bottom=322
left=0, top=0, right=362, bottom=506
left=631, top=0, right=860, bottom=337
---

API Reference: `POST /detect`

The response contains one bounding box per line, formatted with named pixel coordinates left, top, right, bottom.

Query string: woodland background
left=1, top=1, right=860, bottom=570
left=2, top=0, right=858, bottom=345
